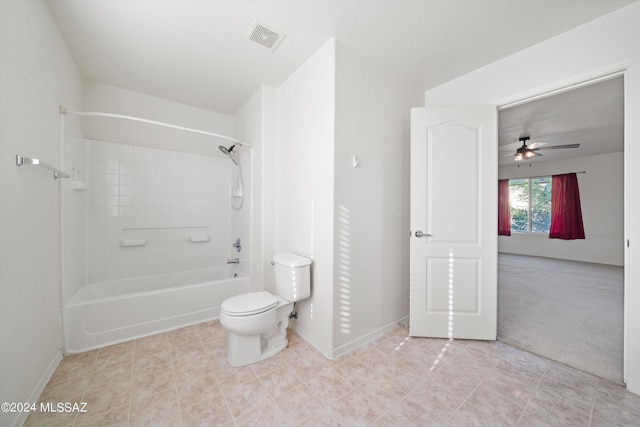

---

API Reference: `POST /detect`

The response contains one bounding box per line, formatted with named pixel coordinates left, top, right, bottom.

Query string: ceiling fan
left=505, top=136, right=580, bottom=161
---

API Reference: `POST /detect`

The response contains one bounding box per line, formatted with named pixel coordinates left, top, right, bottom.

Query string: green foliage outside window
left=509, top=177, right=551, bottom=233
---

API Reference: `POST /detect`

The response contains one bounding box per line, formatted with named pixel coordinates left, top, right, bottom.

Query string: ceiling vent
left=247, top=21, right=285, bottom=52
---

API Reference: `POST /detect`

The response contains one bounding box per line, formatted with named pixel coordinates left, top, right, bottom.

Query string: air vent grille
left=248, top=22, right=284, bottom=51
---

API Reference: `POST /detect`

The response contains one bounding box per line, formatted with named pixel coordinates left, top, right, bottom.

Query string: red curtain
left=498, top=179, right=511, bottom=236
left=549, top=173, right=585, bottom=240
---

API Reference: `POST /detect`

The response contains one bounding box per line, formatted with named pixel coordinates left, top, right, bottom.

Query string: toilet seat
left=221, top=291, right=278, bottom=316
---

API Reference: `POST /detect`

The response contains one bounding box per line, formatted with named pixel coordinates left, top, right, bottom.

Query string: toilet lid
left=221, top=291, right=278, bottom=316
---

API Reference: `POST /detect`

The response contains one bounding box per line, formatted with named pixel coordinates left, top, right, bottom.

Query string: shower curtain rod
left=59, top=106, right=252, bottom=147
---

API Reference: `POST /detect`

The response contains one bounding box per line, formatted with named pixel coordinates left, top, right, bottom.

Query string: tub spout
left=227, top=258, right=240, bottom=264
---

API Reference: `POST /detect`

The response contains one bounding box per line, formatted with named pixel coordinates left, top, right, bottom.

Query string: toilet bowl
left=220, top=292, right=292, bottom=367
left=219, top=252, right=311, bottom=367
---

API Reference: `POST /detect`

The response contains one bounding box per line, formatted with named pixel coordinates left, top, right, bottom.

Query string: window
left=509, top=177, right=552, bottom=233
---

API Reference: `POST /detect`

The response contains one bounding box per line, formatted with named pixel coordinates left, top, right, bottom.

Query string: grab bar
left=119, top=235, right=210, bottom=247
left=120, top=239, right=147, bottom=247
left=16, top=155, right=70, bottom=180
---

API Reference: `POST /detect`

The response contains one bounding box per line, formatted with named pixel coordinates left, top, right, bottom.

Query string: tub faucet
left=227, top=258, right=240, bottom=264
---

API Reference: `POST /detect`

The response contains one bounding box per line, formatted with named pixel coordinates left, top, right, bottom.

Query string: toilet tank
left=273, top=252, right=311, bottom=302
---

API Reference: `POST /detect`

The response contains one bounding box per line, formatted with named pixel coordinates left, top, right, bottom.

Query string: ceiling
left=46, top=0, right=636, bottom=115
left=498, top=75, right=625, bottom=166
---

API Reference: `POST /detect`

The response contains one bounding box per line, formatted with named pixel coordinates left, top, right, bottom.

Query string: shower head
left=218, top=144, right=238, bottom=165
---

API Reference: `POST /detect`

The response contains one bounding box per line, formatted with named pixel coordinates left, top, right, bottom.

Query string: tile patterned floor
left=25, top=321, right=640, bottom=426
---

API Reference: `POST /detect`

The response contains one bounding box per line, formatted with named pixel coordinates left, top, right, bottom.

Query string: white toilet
left=219, top=252, right=311, bottom=367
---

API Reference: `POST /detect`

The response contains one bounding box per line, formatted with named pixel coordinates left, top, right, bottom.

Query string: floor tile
left=429, top=360, right=489, bottom=400
left=274, top=383, right=324, bottom=423
left=30, top=321, right=640, bottom=426
left=591, top=378, right=640, bottom=425
left=258, top=364, right=303, bottom=398
left=131, top=369, right=175, bottom=408
left=180, top=395, right=233, bottom=427
left=224, top=376, right=272, bottom=418
left=233, top=399, right=289, bottom=427
left=328, top=389, right=386, bottom=424
left=516, top=408, right=556, bottom=427
left=303, top=365, right=354, bottom=404
left=447, top=401, right=522, bottom=426
left=388, top=381, right=463, bottom=425
left=525, top=388, right=592, bottom=426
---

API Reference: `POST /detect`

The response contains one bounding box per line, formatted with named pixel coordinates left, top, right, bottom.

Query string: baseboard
left=9, top=350, right=63, bottom=427
left=291, top=315, right=409, bottom=360
left=289, top=323, right=334, bottom=359
left=332, top=316, right=409, bottom=359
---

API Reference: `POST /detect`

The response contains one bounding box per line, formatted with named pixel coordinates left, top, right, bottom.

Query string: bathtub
left=62, top=267, right=248, bottom=353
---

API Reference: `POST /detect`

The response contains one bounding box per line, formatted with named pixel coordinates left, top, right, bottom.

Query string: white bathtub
left=62, top=267, right=248, bottom=353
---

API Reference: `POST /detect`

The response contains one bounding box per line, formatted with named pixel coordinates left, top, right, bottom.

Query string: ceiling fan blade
left=528, top=141, right=547, bottom=149
left=536, top=143, right=580, bottom=150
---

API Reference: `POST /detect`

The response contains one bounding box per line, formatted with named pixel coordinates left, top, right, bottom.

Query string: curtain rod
left=506, top=171, right=586, bottom=180
left=59, top=106, right=251, bottom=147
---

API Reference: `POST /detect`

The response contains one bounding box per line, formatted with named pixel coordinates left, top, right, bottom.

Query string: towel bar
left=16, top=155, right=70, bottom=180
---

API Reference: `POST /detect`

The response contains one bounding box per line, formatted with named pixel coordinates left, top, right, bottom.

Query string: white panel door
left=410, top=106, right=497, bottom=339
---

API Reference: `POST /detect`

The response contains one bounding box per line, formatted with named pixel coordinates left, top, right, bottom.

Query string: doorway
left=496, top=75, right=625, bottom=383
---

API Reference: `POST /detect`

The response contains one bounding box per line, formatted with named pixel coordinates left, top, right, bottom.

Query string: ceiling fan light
left=514, top=153, right=524, bottom=161
left=524, top=150, right=536, bottom=158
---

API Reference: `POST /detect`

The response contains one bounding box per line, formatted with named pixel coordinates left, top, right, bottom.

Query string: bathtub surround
left=56, top=81, right=249, bottom=355
left=60, top=81, right=240, bottom=306
left=86, top=140, right=233, bottom=283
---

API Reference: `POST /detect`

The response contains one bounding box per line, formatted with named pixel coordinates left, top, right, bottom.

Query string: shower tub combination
left=60, top=108, right=253, bottom=354
left=63, top=266, right=248, bottom=353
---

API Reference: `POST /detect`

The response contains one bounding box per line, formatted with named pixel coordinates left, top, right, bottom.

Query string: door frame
left=489, top=59, right=639, bottom=391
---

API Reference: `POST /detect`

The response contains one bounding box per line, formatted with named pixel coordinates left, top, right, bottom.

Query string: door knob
left=415, top=230, right=431, bottom=238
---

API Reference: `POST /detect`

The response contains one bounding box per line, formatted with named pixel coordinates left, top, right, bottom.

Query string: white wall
left=423, top=2, right=640, bottom=394
left=234, top=87, right=263, bottom=286
left=82, top=81, right=234, bottom=157
left=234, top=85, right=278, bottom=292
left=333, top=42, right=418, bottom=354
left=276, top=38, right=336, bottom=355
left=499, top=152, right=624, bottom=266
left=261, top=86, right=278, bottom=293
left=424, top=3, right=640, bottom=107
left=273, top=38, right=419, bottom=357
left=0, top=1, right=84, bottom=426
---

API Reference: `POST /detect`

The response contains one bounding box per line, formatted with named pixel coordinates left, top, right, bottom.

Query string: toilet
left=219, top=252, right=311, bottom=367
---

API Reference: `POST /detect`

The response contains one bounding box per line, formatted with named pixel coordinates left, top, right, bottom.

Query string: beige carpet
left=497, top=253, right=624, bottom=383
